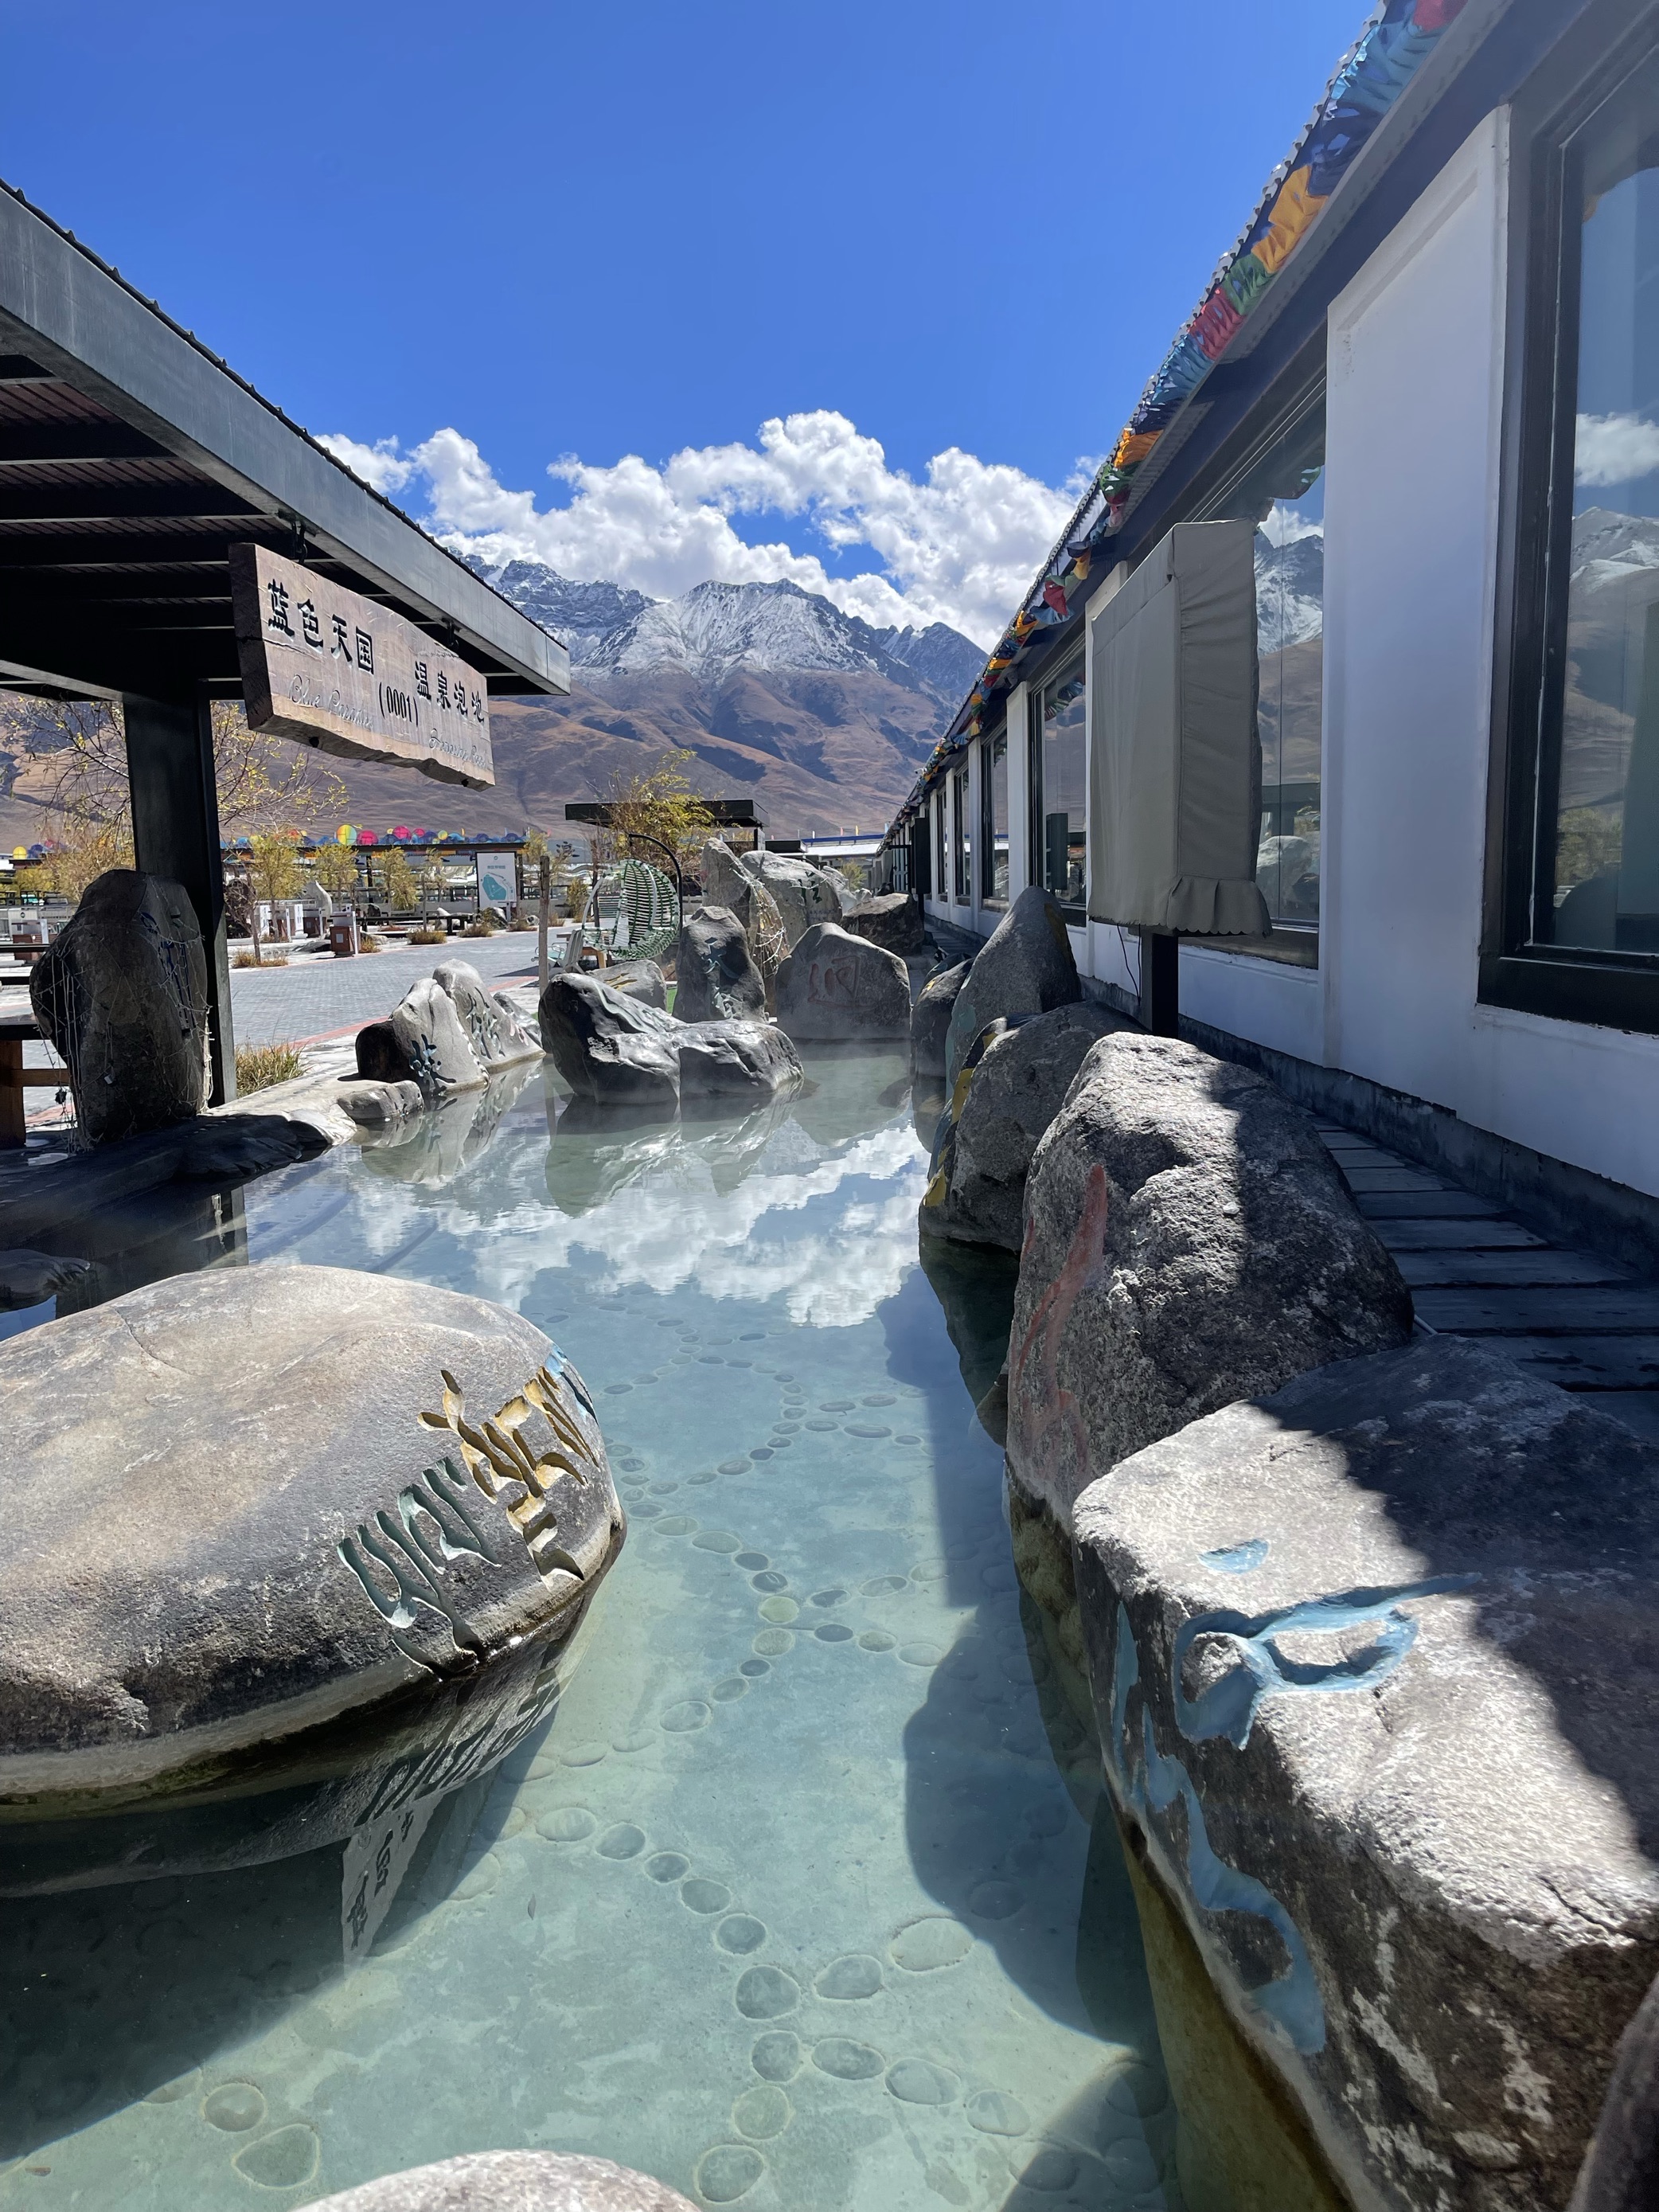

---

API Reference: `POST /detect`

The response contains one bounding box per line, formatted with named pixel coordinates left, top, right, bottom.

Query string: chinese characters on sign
left=230, top=543, right=494, bottom=788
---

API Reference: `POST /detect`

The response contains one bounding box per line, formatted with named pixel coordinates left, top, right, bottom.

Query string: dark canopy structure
left=0, top=179, right=569, bottom=1098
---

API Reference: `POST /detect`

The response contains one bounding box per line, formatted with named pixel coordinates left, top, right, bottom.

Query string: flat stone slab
left=0, top=1265, right=623, bottom=1808
left=1073, top=1335, right=1659, bottom=2212
left=301, top=2151, right=697, bottom=2210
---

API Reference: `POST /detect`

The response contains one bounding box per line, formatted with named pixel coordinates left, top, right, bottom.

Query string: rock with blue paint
left=1005, top=1032, right=1412, bottom=1531
left=1072, top=1334, right=1659, bottom=2212
left=0, top=1264, right=623, bottom=1874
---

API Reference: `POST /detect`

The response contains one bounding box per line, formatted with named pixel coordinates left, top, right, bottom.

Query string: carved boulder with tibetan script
left=0, top=1264, right=623, bottom=1811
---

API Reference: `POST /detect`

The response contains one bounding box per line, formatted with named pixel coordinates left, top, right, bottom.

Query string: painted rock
left=391, top=976, right=487, bottom=1098
left=674, top=902, right=767, bottom=1022
left=739, top=849, right=845, bottom=947
left=300, top=2151, right=698, bottom=2210
left=943, top=884, right=1080, bottom=1087
left=0, top=1264, right=622, bottom=1812
left=432, top=958, right=543, bottom=1069
left=774, top=922, right=911, bottom=1042
left=1074, top=1336, right=1659, bottom=2212
left=1007, top=1032, right=1411, bottom=1529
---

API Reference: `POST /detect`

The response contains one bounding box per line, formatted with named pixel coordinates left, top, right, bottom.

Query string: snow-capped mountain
left=469, top=560, right=983, bottom=704
left=1255, top=529, right=1324, bottom=655
left=1570, top=505, right=1659, bottom=585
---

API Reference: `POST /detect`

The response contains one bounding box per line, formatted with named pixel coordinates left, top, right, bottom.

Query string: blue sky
left=4, top=1, right=1363, bottom=639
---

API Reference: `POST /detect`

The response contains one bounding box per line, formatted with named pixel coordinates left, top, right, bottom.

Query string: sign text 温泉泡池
left=230, top=545, right=494, bottom=788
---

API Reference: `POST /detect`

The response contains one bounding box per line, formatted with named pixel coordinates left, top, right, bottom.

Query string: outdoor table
left=0, top=1003, right=67, bottom=1147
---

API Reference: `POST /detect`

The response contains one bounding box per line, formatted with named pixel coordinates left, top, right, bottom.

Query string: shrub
left=463, top=916, right=498, bottom=938
left=233, top=952, right=287, bottom=969
left=408, top=926, right=447, bottom=945
left=236, top=1041, right=303, bottom=1092
left=359, top=932, right=384, bottom=952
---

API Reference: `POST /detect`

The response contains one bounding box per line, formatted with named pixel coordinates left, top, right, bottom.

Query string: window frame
left=952, top=761, right=971, bottom=903
left=979, top=723, right=1009, bottom=909
left=1032, top=651, right=1088, bottom=922
left=1485, top=2, right=1659, bottom=1034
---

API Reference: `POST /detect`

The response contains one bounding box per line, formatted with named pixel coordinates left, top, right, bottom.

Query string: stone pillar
left=124, top=690, right=236, bottom=1104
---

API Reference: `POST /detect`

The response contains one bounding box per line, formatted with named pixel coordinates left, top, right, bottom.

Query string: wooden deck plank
left=1375, top=1219, right=1548, bottom=1252
left=1341, top=1167, right=1457, bottom=1193
left=1355, top=1190, right=1505, bottom=1219
left=1496, top=1336, right=1659, bottom=1388
left=1395, top=1250, right=1634, bottom=1288
left=1411, top=1285, right=1659, bottom=1334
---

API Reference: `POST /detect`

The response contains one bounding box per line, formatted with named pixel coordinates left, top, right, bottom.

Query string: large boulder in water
left=391, top=977, right=487, bottom=1098
left=539, top=972, right=681, bottom=1112
left=1007, top=1033, right=1412, bottom=1531
left=675, top=902, right=766, bottom=1022
left=303, top=2151, right=698, bottom=2210
left=29, top=869, right=207, bottom=1144
left=678, top=1017, right=802, bottom=1107
left=599, top=958, right=668, bottom=1010
left=740, top=849, right=845, bottom=946
left=0, top=1265, right=623, bottom=1810
left=945, top=884, right=1080, bottom=1086
left=911, top=959, right=968, bottom=1079
left=1074, top=1336, right=1659, bottom=2212
left=775, top=921, right=911, bottom=1042
left=843, top=889, right=927, bottom=956
left=432, top=959, right=542, bottom=1069
left=699, top=839, right=789, bottom=995
left=921, top=1002, right=1121, bottom=1251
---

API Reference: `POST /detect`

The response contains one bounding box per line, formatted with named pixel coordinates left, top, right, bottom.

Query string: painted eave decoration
left=888, top=0, right=1470, bottom=845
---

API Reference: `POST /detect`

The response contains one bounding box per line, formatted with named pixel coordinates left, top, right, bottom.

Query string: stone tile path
left=224, top=932, right=538, bottom=1047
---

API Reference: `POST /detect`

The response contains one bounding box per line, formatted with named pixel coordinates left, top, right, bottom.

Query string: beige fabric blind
left=1087, top=520, right=1270, bottom=936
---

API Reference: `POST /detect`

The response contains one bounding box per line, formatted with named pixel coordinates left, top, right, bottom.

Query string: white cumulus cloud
left=1575, top=411, right=1659, bottom=488
left=317, top=412, right=1079, bottom=647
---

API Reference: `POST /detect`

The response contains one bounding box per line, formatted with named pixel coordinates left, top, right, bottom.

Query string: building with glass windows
left=888, top=0, right=1659, bottom=1249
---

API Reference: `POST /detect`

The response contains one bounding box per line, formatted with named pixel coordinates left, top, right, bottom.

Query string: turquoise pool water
left=0, top=1053, right=1180, bottom=2211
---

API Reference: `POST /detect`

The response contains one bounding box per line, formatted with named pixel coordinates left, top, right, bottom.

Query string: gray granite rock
left=911, top=959, right=969, bottom=1080
left=538, top=973, right=680, bottom=1112
left=0, top=1249, right=91, bottom=1309
left=1072, top=1336, right=1659, bottom=2212
left=843, top=889, right=927, bottom=955
left=675, top=902, right=766, bottom=1022
left=391, top=979, right=487, bottom=1099
left=600, top=959, right=669, bottom=1010
left=299, top=2151, right=697, bottom=2211
left=1571, top=1969, right=1659, bottom=2212
left=341, top=1080, right=425, bottom=1127
left=174, top=1112, right=330, bottom=1179
left=29, top=869, right=208, bottom=1144
left=1007, top=1034, right=1411, bottom=1530
left=775, top=922, right=911, bottom=1042
left=740, top=850, right=845, bottom=947
left=0, top=1265, right=622, bottom=1805
left=699, top=840, right=788, bottom=998
left=921, top=1002, right=1122, bottom=1251
left=356, top=1018, right=413, bottom=1084
left=944, top=884, right=1080, bottom=1087
left=701, top=835, right=755, bottom=913
left=433, top=959, right=543, bottom=1067
left=677, top=1017, right=802, bottom=1108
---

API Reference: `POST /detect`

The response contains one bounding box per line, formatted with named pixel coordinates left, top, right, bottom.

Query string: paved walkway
left=224, top=932, right=537, bottom=1046
left=1319, top=1121, right=1659, bottom=1443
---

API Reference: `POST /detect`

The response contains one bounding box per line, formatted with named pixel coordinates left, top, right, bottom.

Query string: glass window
left=1032, top=657, right=1087, bottom=914
left=934, top=785, right=946, bottom=898
left=1203, top=397, right=1325, bottom=934
left=981, top=729, right=1009, bottom=904
left=952, top=764, right=971, bottom=901
left=1542, top=48, right=1659, bottom=956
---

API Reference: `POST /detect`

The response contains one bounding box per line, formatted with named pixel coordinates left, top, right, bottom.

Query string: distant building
left=886, top=0, right=1659, bottom=1245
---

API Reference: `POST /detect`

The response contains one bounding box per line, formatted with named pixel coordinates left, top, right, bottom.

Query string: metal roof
left=0, top=181, right=570, bottom=704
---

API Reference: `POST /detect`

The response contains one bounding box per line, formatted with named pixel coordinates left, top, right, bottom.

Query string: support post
left=124, top=690, right=236, bottom=1104
left=1140, top=928, right=1181, bottom=1038
left=537, top=852, right=551, bottom=997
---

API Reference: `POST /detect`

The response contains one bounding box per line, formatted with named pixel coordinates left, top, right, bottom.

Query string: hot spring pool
left=0, top=1051, right=1185, bottom=2211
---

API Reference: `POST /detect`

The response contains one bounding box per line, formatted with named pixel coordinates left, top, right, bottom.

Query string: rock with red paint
left=1005, top=1033, right=1411, bottom=1529
left=774, top=921, right=911, bottom=1042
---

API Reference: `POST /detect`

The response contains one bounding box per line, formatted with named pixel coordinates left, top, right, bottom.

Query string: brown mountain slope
left=0, top=666, right=942, bottom=850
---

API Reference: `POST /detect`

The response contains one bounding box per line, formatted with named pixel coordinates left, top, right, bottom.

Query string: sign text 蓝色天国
left=230, top=545, right=494, bottom=788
